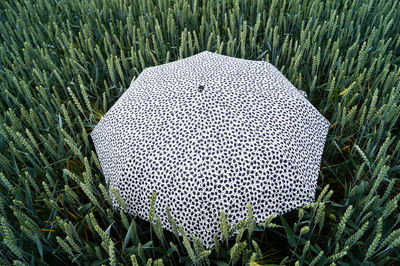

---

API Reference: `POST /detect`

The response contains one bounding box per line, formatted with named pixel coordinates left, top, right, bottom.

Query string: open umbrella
left=90, top=50, right=330, bottom=248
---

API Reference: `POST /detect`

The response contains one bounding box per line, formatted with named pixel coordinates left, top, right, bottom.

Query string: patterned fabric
left=90, top=51, right=330, bottom=248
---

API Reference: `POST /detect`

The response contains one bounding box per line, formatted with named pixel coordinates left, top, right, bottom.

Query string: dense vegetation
left=0, top=0, right=399, bottom=265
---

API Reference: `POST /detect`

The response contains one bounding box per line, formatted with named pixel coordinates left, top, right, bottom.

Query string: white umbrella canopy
left=90, top=51, right=330, bottom=248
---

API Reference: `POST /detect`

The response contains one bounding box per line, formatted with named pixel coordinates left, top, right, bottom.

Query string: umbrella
left=90, top=50, right=330, bottom=248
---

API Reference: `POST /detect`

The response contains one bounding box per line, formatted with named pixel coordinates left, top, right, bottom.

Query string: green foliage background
left=0, top=0, right=400, bottom=265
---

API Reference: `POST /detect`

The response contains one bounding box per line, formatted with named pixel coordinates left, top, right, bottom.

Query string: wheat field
left=0, top=0, right=399, bottom=265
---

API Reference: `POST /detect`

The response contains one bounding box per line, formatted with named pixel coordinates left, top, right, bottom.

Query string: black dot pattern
left=90, top=51, right=330, bottom=248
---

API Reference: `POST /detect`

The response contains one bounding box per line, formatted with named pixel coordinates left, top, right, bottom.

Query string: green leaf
left=104, top=222, right=114, bottom=237
left=280, top=216, right=295, bottom=246
left=211, top=260, right=229, bottom=266
left=122, top=221, right=134, bottom=253
left=388, top=165, right=400, bottom=173
left=92, top=259, right=109, bottom=266
left=34, top=234, right=43, bottom=258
